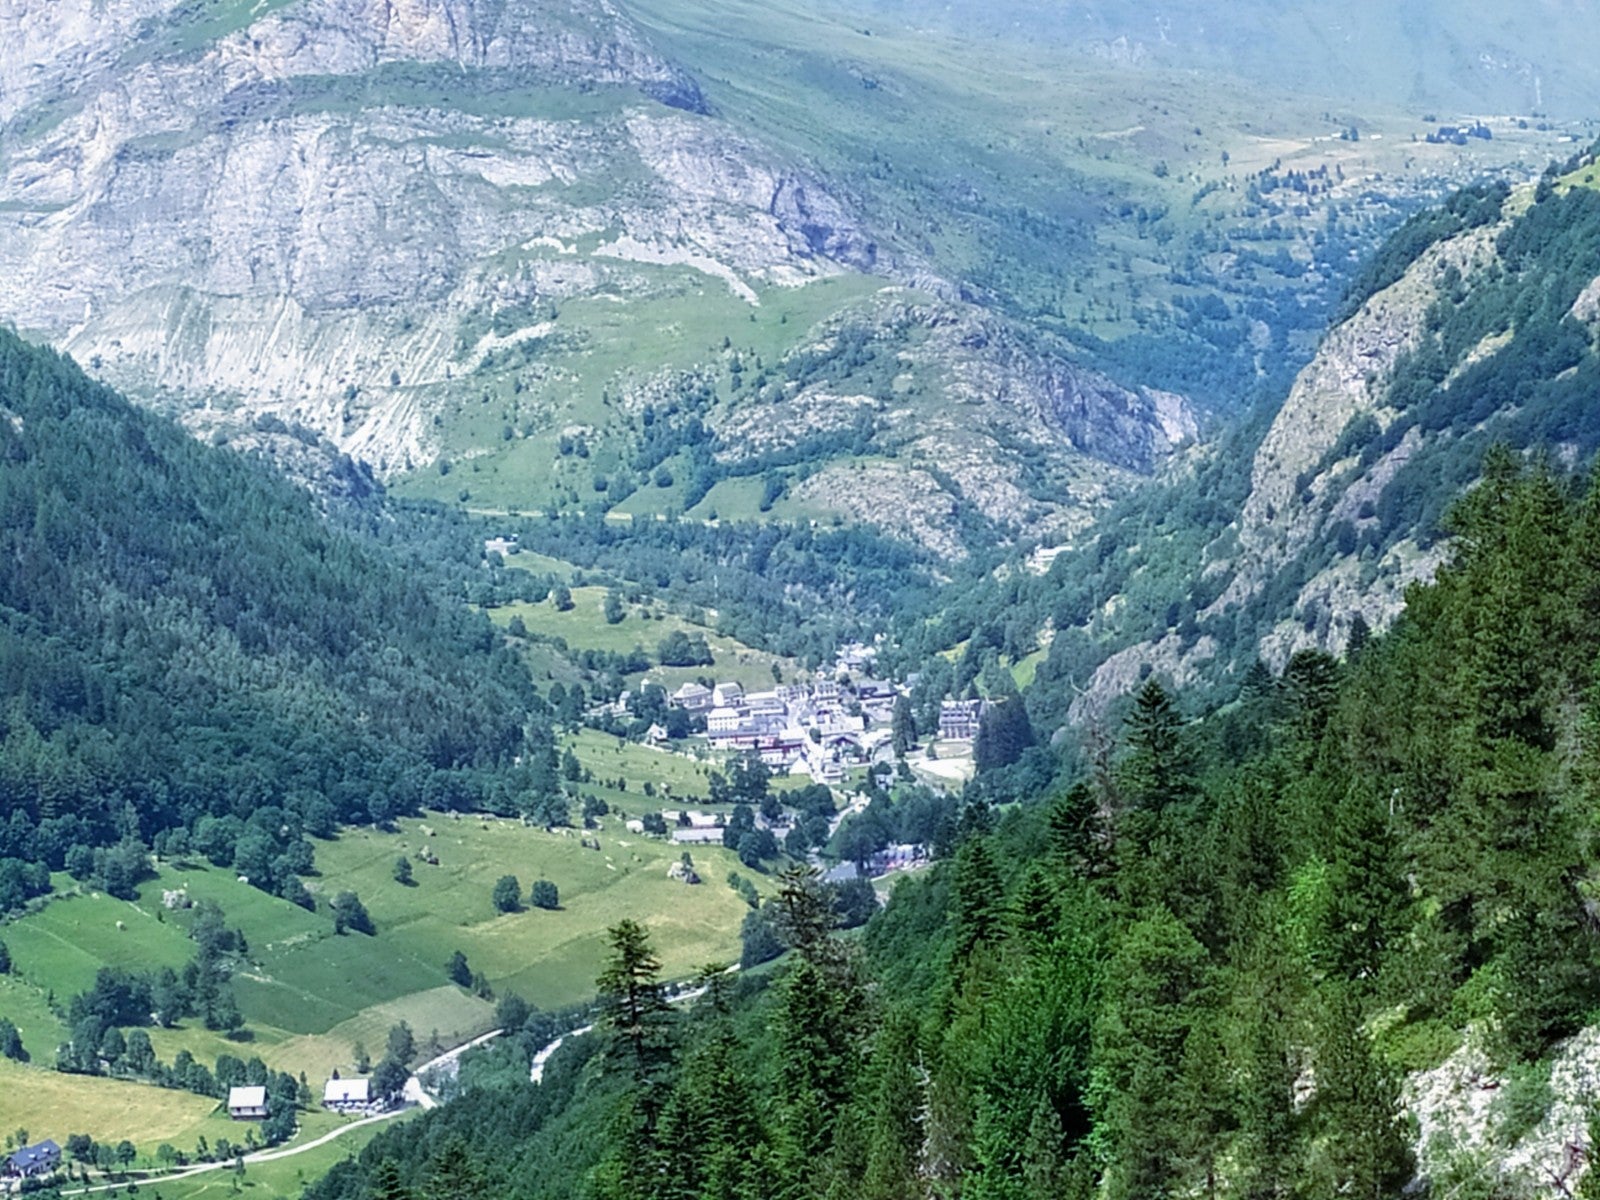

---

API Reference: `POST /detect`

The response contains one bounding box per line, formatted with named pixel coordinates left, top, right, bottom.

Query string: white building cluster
left=664, top=650, right=904, bottom=783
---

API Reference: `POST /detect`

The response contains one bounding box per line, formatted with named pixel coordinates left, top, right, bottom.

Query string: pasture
left=0, top=812, right=753, bottom=1156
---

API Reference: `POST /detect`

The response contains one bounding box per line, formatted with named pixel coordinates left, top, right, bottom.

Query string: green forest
left=294, top=450, right=1600, bottom=1199
left=0, top=330, right=551, bottom=913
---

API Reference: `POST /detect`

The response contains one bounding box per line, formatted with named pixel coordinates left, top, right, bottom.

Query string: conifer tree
left=1309, top=990, right=1413, bottom=1200
left=596, top=920, right=674, bottom=1117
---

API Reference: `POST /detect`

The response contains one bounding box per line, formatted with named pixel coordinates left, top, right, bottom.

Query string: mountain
left=857, top=0, right=1600, bottom=119
left=0, top=0, right=1574, bottom=561
left=1051, top=145, right=1600, bottom=718
left=0, top=325, right=546, bottom=910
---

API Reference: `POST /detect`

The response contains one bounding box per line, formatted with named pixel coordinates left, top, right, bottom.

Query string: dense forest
left=0, top=330, right=550, bottom=912
left=299, top=450, right=1600, bottom=1198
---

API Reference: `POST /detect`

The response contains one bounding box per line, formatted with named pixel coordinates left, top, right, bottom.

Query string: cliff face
left=0, top=0, right=1199, bottom=551
left=1072, top=160, right=1600, bottom=718
left=0, top=0, right=874, bottom=471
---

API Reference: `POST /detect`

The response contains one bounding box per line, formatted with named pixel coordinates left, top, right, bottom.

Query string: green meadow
left=0, top=813, right=755, bottom=1156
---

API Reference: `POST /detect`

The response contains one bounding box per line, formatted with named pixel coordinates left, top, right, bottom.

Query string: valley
left=5, top=0, right=1600, bottom=1197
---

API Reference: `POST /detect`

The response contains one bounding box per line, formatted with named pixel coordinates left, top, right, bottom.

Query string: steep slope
left=0, top=325, right=544, bottom=908
left=0, top=0, right=1574, bottom=563
left=0, top=0, right=863, bottom=466
left=0, top=0, right=1215, bottom=555
left=1062, top=144, right=1600, bottom=716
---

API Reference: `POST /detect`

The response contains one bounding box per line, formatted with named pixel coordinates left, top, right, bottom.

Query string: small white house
left=711, top=682, right=744, bottom=707
left=228, top=1085, right=268, bottom=1119
left=323, top=1077, right=371, bottom=1112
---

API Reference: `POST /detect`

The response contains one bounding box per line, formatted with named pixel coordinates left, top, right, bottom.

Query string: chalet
left=5, top=1141, right=60, bottom=1179
left=939, top=699, right=986, bottom=741
left=711, top=682, right=744, bottom=708
left=671, top=682, right=714, bottom=713
left=323, top=1078, right=372, bottom=1113
left=228, top=1085, right=268, bottom=1120
left=484, top=534, right=520, bottom=556
left=645, top=723, right=669, bottom=745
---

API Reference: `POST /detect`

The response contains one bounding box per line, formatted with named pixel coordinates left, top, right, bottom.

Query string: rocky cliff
left=0, top=0, right=878, bottom=468
left=1071, top=153, right=1600, bottom=717
left=0, top=0, right=1201, bottom=551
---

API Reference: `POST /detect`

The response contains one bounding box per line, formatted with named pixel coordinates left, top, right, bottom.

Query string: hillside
left=0, top=325, right=543, bottom=912
left=0, top=0, right=1575, bottom=563
left=297, top=456, right=1600, bottom=1197
left=898, top=142, right=1600, bottom=733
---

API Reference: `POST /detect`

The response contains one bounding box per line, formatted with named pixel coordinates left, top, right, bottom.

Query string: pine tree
left=1009, top=864, right=1059, bottom=948
left=368, top=1158, right=412, bottom=1200
left=891, top=696, right=918, bottom=758
left=1309, top=990, right=1413, bottom=1200
left=596, top=920, right=674, bottom=1108
left=951, top=838, right=1004, bottom=967
left=1120, top=679, right=1195, bottom=815
left=1322, top=785, right=1408, bottom=984
left=420, top=1138, right=486, bottom=1200
left=860, top=1010, right=924, bottom=1200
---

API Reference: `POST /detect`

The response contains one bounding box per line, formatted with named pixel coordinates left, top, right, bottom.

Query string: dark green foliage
left=298, top=449, right=1600, bottom=1200
left=0, top=329, right=545, bottom=911
left=491, top=875, right=521, bottom=914
left=331, top=891, right=374, bottom=935
left=973, top=696, right=1035, bottom=773
left=530, top=879, right=559, bottom=910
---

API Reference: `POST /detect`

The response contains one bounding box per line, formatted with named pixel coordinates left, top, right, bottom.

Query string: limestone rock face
left=0, top=0, right=1197, bottom=546
left=0, top=0, right=863, bottom=470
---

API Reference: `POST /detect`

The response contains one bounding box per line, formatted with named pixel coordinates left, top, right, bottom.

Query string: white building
left=323, top=1078, right=371, bottom=1112
left=707, top=706, right=745, bottom=734
left=711, top=682, right=745, bottom=707
left=671, top=682, right=714, bottom=713
left=228, top=1086, right=268, bottom=1119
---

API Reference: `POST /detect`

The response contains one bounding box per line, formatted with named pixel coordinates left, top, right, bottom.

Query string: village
left=597, top=640, right=988, bottom=787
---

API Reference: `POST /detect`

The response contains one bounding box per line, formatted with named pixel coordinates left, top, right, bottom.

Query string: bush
left=530, top=880, right=559, bottom=910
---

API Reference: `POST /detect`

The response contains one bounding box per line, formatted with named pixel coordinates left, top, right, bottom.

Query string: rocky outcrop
left=1068, top=205, right=1508, bottom=719
left=1406, top=1026, right=1600, bottom=1195
left=708, top=295, right=1196, bottom=555
left=0, top=0, right=870, bottom=473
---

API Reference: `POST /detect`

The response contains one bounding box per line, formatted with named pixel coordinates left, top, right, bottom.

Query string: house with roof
left=484, top=534, right=520, bottom=556
left=323, top=1077, right=372, bottom=1113
left=228, top=1085, right=268, bottom=1119
left=939, top=699, right=986, bottom=741
left=671, top=682, right=714, bottom=713
left=4, top=1141, right=60, bottom=1179
left=711, top=681, right=744, bottom=708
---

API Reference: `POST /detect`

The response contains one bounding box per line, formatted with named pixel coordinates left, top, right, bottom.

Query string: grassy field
left=148, top=1112, right=417, bottom=1200
left=0, top=810, right=754, bottom=1156
left=0, top=1060, right=222, bottom=1152
left=487, top=582, right=799, bottom=693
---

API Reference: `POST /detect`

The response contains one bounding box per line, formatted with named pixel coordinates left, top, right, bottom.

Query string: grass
left=0, top=1059, right=221, bottom=1151
left=487, top=585, right=798, bottom=693
left=0, top=810, right=754, bottom=1152
left=309, top=814, right=753, bottom=1009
